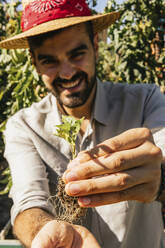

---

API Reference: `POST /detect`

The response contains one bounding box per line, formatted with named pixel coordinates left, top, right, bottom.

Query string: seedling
left=55, top=115, right=84, bottom=159
left=52, top=115, right=87, bottom=224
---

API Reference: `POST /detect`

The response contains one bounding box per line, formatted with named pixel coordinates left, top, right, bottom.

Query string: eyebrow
left=37, top=44, right=88, bottom=61
left=67, top=44, right=88, bottom=56
left=37, top=54, right=56, bottom=61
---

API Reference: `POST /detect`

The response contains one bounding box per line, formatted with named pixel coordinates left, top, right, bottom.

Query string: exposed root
left=49, top=177, right=87, bottom=225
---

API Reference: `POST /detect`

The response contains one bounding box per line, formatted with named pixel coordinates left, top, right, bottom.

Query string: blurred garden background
left=0, top=0, right=165, bottom=239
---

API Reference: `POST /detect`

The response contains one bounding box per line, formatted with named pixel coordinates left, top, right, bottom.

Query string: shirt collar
left=49, top=79, right=112, bottom=127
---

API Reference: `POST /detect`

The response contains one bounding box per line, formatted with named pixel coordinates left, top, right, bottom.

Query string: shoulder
left=99, top=81, right=160, bottom=102
left=6, top=93, right=56, bottom=129
left=102, top=81, right=158, bottom=95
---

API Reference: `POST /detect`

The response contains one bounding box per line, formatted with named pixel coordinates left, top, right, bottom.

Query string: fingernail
left=66, top=183, right=80, bottom=195
left=64, top=171, right=78, bottom=183
left=79, top=197, right=91, bottom=205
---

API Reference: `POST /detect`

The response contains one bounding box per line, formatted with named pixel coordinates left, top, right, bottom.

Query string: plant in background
left=0, top=168, right=12, bottom=196
left=97, top=0, right=165, bottom=87
left=0, top=0, right=98, bottom=196
left=0, top=0, right=47, bottom=194
left=52, top=115, right=87, bottom=224
left=87, top=0, right=97, bottom=8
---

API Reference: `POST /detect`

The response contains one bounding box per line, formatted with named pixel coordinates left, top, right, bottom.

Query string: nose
left=58, top=61, right=76, bottom=80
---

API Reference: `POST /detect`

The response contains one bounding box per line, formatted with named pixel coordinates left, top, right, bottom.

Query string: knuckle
left=117, top=173, right=129, bottom=189
left=150, top=146, right=162, bottom=160
left=83, top=165, right=93, bottom=177
left=113, top=154, right=126, bottom=170
left=87, top=180, right=97, bottom=193
left=109, top=138, right=123, bottom=151
left=141, top=127, right=152, bottom=139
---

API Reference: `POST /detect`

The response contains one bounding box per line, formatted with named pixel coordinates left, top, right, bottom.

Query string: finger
left=64, top=141, right=162, bottom=183
left=68, top=128, right=153, bottom=168
left=65, top=165, right=158, bottom=197
left=78, top=182, right=158, bottom=207
left=31, top=231, right=54, bottom=248
left=31, top=237, right=43, bottom=248
left=73, top=225, right=101, bottom=248
left=32, top=221, right=74, bottom=248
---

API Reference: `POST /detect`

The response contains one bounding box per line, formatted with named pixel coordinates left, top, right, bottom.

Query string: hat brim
left=0, top=11, right=120, bottom=49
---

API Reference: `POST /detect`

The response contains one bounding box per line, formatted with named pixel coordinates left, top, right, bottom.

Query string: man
left=1, top=0, right=165, bottom=247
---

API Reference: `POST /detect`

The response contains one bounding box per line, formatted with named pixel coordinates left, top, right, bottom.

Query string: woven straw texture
left=0, top=11, right=120, bottom=49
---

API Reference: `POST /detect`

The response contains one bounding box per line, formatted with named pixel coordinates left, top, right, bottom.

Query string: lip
left=58, top=78, right=83, bottom=92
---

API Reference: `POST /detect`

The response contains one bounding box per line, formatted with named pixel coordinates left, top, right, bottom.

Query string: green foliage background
left=0, top=0, right=165, bottom=193
left=97, top=0, right=165, bottom=85
left=0, top=0, right=47, bottom=193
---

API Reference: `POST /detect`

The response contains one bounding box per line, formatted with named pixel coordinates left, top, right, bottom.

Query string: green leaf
left=0, top=167, right=12, bottom=195
left=0, top=121, right=6, bottom=132
left=54, top=115, right=84, bottom=159
left=0, top=179, right=12, bottom=195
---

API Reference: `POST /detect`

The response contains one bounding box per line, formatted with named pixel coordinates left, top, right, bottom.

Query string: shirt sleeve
left=143, top=85, right=165, bottom=129
left=142, top=85, right=165, bottom=157
left=4, top=116, right=56, bottom=225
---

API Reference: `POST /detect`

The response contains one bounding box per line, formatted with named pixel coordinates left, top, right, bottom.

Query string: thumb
left=31, top=236, right=43, bottom=248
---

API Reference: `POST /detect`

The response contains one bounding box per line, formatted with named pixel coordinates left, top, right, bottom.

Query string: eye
left=41, top=58, right=58, bottom=65
left=71, top=52, right=85, bottom=60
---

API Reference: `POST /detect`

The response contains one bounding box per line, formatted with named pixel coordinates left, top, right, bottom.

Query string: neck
left=61, top=83, right=96, bottom=120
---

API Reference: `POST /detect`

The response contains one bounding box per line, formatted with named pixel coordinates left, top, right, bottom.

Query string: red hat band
left=21, top=0, right=92, bottom=32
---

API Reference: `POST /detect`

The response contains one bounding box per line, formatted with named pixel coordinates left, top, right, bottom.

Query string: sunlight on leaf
left=54, top=115, right=84, bottom=159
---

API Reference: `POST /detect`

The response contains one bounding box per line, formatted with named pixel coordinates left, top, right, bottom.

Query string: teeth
left=61, top=80, right=80, bottom=89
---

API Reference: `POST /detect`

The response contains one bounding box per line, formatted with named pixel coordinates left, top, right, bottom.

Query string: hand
left=63, top=128, right=162, bottom=207
left=31, top=220, right=101, bottom=248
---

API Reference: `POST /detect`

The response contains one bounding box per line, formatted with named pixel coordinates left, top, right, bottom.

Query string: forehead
left=34, top=23, right=90, bottom=55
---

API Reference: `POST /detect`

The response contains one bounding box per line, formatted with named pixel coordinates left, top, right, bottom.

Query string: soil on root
left=49, top=177, right=87, bottom=225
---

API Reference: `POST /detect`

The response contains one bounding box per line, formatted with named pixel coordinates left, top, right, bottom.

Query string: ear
left=29, top=50, right=41, bottom=75
left=93, top=33, right=99, bottom=60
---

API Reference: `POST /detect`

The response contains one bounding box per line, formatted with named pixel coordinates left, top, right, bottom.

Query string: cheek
left=77, top=57, right=95, bottom=75
left=84, top=53, right=96, bottom=72
left=41, top=74, right=54, bottom=89
left=40, top=65, right=58, bottom=83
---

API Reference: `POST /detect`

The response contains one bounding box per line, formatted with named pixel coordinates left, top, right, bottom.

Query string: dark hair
left=28, top=21, right=94, bottom=52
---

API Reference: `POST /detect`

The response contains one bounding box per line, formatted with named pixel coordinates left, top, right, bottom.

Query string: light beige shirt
left=4, top=80, right=165, bottom=248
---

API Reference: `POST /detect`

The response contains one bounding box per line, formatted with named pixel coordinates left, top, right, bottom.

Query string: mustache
left=52, top=71, right=87, bottom=86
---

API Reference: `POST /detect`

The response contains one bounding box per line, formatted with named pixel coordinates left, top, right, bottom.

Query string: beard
left=50, top=70, right=96, bottom=108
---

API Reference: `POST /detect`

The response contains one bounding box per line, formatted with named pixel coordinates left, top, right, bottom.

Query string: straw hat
left=0, top=0, right=120, bottom=49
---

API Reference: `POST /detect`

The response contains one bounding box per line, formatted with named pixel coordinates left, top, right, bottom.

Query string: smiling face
left=31, top=23, right=98, bottom=109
